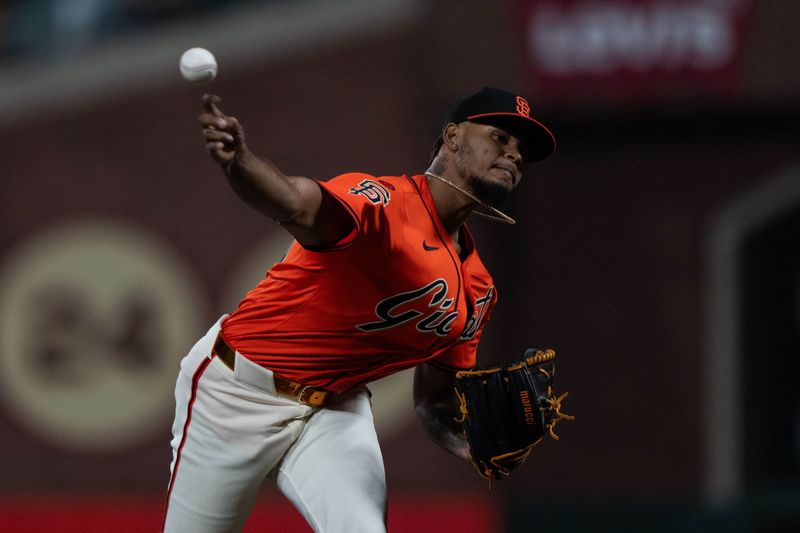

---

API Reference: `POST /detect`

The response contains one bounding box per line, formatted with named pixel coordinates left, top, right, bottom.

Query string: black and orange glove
left=454, top=348, right=574, bottom=484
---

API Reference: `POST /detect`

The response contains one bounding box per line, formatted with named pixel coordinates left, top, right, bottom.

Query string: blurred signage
left=521, top=0, right=754, bottom=99
left=0, top=218, right=206, bottom=452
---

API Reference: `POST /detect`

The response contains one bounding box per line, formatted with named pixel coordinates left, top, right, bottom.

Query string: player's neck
left=425, top=172, right=476, bottom=237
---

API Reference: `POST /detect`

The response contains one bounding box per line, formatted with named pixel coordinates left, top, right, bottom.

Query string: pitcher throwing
left=163, top=87, right=558, bottom=532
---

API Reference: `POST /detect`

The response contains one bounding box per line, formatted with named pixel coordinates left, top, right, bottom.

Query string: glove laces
left=537, top=366, right=575, bottom=440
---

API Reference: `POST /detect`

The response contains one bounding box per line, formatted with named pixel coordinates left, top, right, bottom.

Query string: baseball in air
left=179, top=47, right=217, bottom=84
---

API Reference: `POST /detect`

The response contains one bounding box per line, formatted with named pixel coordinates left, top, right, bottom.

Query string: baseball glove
left=454, top=347, right=573, bottom=483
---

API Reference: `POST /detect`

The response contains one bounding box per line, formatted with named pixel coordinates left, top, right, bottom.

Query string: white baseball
left=179, top=47, right=218, bottom=84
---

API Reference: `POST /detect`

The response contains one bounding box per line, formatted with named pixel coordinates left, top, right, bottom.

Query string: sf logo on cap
left=515, top=96, right=531, bottom=117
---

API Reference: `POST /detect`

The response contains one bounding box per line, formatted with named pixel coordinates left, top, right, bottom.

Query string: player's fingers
left=198, top=112, right=229, bottom=130
left=206, top=141, right=233, bottom=154
left=202, top=93, right=224, bottom=118
left=206, top=143, right=234, bottom=163
left=228, top=117, right=246, bottom=147
left=202, top=128, right=234, bottom=143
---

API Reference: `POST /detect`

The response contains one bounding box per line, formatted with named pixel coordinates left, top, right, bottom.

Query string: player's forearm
left=415, top=400, right=470, bottom=460
left=198, top=95, right=321, bottom=227
left=224, top=149, right=307, bottom=223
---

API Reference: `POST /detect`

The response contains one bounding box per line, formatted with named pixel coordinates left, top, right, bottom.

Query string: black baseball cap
left=437, top=87, right=556, bottom=162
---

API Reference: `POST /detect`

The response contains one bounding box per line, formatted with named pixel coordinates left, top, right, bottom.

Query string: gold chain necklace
left=424, top=172, right=516, bottom=225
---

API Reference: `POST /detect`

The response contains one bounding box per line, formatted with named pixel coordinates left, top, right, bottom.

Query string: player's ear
left=443, top=122, right=459, bottom=153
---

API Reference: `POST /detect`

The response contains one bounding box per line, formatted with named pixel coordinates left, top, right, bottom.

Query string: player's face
left=456, top=123, right=525, bottom=208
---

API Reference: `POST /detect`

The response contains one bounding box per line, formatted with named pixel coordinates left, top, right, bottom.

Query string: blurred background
left=0, top=0, right=799, bottom=531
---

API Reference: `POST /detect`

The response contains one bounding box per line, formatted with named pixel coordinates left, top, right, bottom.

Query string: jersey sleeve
left=311, top=172, right=401, bottom=251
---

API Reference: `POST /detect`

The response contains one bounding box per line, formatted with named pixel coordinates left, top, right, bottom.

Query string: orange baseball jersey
left=221, top=172, right=498, bottom=392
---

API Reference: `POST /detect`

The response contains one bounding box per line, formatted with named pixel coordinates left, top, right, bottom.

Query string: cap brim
left=468, top=112, right=556, bottom=162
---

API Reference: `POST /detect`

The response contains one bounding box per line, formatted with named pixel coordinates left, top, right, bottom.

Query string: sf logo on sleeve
left=349, top=180, right=391, bottom=206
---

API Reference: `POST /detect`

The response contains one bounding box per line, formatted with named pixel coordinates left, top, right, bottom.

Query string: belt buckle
left=297, top=385, right=325, bottom=406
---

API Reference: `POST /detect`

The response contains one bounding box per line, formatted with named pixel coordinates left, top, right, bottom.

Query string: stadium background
left=1, top=0, right=799, bottom=531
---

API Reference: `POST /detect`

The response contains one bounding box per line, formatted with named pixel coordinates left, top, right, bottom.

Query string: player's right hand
left=198, top=93, right=246, bottom=167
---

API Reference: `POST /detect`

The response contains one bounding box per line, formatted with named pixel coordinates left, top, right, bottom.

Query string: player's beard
left=458, top=138, right=513, bottom=208
left=468, top=173, right=512, bottom=208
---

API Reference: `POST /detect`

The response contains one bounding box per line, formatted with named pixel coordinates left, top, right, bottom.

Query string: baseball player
left=162, top=87, right=556, bottom=532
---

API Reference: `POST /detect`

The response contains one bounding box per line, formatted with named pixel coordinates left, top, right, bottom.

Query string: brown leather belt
left=212, top=333, right=334, bottom=407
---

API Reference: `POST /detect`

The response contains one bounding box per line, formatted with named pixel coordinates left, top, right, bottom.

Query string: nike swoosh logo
left=422, top=241, right=440, bottom=251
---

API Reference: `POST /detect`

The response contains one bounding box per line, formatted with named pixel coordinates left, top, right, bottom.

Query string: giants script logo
left=356, top=279, right=494, bottom=340
left=460, top=286, right=493, bottom=340
left=349, top=179, right=391, bottom=206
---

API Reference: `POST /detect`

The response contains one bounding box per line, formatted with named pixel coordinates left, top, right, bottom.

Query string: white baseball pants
left=162, top=317, right=387, bottom=532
